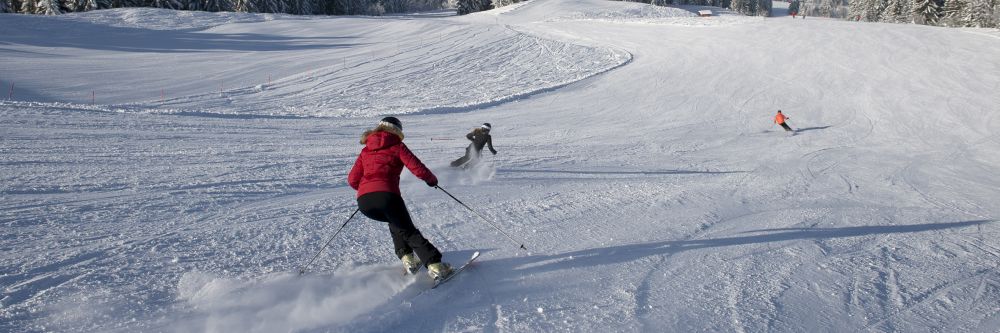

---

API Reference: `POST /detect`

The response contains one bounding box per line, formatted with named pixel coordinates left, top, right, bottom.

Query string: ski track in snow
left=3, top=0, right=1000, bottom=332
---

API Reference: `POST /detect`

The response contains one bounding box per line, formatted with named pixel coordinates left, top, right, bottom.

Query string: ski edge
left=431, top=251, right=480, bottom=289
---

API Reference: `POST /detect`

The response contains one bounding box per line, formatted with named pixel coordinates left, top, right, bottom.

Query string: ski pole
left=435, top=186, right=527, bottom=251
left=298, top=208, right=360, bottom=275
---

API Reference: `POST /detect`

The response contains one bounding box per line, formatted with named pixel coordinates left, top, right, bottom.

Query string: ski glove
left=427, top=180, right=438, bottom=187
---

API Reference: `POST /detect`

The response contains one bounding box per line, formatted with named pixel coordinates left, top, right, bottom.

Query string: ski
left=432, top=251, right=480, bottom=289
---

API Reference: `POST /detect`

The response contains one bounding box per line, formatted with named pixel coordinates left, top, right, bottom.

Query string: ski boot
left=401, top=253, right=421, bottom=275
left=427, top=262, right=453, bottom=281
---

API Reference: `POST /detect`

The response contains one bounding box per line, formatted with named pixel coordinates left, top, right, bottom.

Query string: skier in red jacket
left=348, top=117, right=452, bottom=279
left=774, top=110, right=793, bottom=132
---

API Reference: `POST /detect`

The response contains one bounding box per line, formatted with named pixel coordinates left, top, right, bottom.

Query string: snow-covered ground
left=2, top=1, right=1000, bottom=332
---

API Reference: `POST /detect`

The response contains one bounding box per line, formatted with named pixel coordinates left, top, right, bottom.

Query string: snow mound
left=153, top=27, right=631, bottom=117
left=550, top=3, right=759, bottom=26
left=557, top=4, right=698, bottom=21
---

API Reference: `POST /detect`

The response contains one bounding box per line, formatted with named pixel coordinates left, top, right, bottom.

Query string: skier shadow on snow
left=502, top=219, right=993, bottom=275
left=497, top=169, right=747, bottom=176
left=794, top=125, right=832, bottom=133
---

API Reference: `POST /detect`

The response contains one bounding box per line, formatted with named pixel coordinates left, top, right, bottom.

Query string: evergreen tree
left=852, top=0, right=887, bottom=21
left=152, top=0, right=183, bottom=9
left=233, top=0, right=258, bottom=12
left=961, top=0, right=994, bottom=26
left=0, top=0, right=8, bottom=12
left=456, top=0, right=489, bottom=15
left=881, top=0, right=908, bottom=21
left=62, top=0, right=78, bottom=11
left=940, top=0, right=966, bottom=25
left=729, top=0, right=747, bottom=14
left=201, top=0, right=231, bottom=12
left=19, top=0, right=36, bottom=13
left=35, top=0, right=61, bottom=14
left=291, top=0, right=315, bottom=14
left=995, top=0, right=1000, bottom=26
left=911, top=0, right=941, bottom=24
left=757, top=0, right=772, bottom=16
left=260, top=0, right=286, bottom=13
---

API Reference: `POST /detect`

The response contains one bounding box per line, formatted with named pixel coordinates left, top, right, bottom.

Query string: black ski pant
left=357, top=192, right=442, bottom=266
left=450, top=145, right=482, bottom=167
left=779, top=122, right=793, bottom=131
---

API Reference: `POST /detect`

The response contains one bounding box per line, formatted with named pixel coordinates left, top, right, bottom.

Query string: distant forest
left=0, top=0, right=451, bottom=15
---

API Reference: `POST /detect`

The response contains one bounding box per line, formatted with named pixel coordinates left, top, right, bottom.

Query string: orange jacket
left=774, top=113, right=787, bottom=124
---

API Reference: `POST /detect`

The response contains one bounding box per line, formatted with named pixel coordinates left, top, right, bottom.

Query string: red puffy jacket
left=348, top=131, right=438, bottom=198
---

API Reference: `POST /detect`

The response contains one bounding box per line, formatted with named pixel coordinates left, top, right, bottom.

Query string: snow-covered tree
left=850, top=0, right=888, bottom=21
left=727, top=0, right=770, bottom=16
left=729, top=0, right=747, bottom=14
left=35, top=0, right=61, bottom=14
left=881, top=0, right=909, bottom=22
left=80, top=0, right=102, bottom=12
left=19, top=0, right=35, bottom=13
left=0, top=0, right=10, bottom=12
left=63, top=0, right=78, bottom=11
left=994, top=0, right=1000, bottom=25
left=802, top=0, right=848, bottom=18
left=233, top=0, right=257, bottom=12
left=960, top=0, right=995, bottom=26
left=939, top=0, right=966, bottom=25
left=456, top=0, right=489, bottom=15
left=911, top=0, right=941, bottom=24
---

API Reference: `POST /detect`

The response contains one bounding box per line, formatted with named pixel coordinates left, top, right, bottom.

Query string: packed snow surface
left=2, top=0, right=1000, bottom=332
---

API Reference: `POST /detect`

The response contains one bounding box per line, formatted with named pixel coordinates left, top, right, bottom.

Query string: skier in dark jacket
left=348, top=116, right=452, bottom=279
left=450, top=123, right=498, bottom=168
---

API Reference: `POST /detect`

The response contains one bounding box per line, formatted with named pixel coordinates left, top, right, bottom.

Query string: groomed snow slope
left=2, top=1, right=1000, bottom=332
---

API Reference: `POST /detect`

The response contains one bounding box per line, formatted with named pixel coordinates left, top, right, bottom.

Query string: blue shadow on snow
left=0, top=14, right=362, bottom=53
left=500, top=219, right=994, bottom=275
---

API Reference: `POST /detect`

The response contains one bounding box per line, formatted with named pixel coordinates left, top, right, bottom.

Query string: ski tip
left=471, top=251, right=481, bottom=259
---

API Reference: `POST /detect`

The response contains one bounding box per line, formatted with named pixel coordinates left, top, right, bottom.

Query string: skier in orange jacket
left=775, top=110, right=793, bottom=132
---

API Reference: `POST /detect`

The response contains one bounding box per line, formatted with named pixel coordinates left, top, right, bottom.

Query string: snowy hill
left=2, top=0, right=1000, bottom=332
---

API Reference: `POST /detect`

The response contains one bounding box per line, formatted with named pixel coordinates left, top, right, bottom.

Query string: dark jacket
left=348, top=131, right=437, bottom=198
left=466, top=128, right=497, bottom=155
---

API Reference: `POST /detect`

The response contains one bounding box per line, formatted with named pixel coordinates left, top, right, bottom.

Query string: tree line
left=0, top=0, right=994, bottom=28
left=847, top=0, right=998, bottom=27
left=0, top=0, right=449, bottom=15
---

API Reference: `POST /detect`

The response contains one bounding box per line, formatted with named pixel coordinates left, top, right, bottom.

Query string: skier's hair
left=471, top=127, right=489, bottom=135
left=361, top=124, right=404, bottom=144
